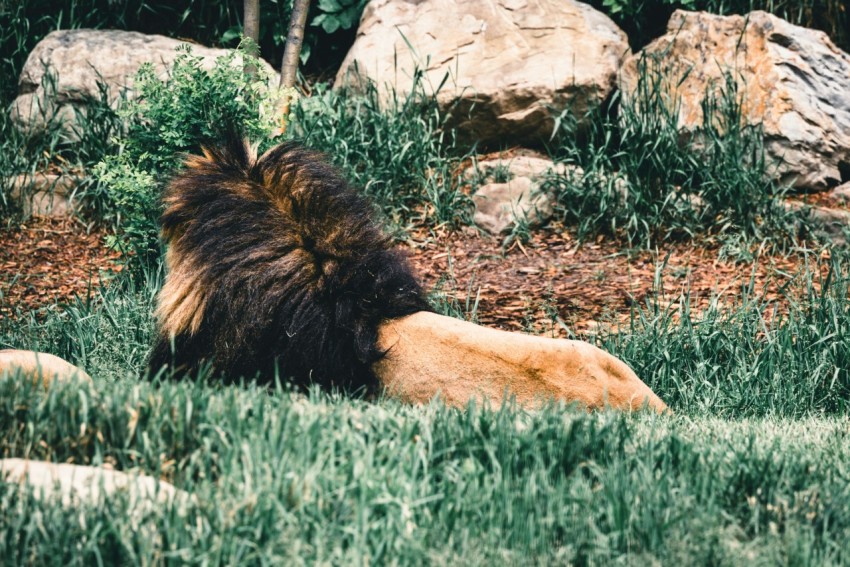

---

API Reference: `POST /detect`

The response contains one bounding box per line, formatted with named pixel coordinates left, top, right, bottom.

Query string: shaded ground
left=0, top=216, right=829, bottom=333
left=0, top=217, right=121, bottom=320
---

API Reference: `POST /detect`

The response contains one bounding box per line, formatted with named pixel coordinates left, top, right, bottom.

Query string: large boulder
left=619, top=10, right=850, bottom=192
left=11, top=29, right=278, bottom=135
left=336, top=0, right=630, bottom=147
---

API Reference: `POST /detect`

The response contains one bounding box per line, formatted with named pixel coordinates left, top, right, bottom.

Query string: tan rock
left=619, top=10, right=850, bottom=191
left=375, top=311, right=667, bottom=412
left=8, top=173, right=78, bottom=217
left=0, top=350, right=92, bottom=387
left=11, top=29, right=279, bottom=135
left=337, top=0, right=630, bottom=146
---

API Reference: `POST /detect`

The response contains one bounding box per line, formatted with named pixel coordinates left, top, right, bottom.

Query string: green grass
left=291, top=81, right=471, bottom=228
left=2, top=251, right=850, bottom=563
left=1, top=377, right=849, bottom=564
left=548, top=60, right=797, bottom=248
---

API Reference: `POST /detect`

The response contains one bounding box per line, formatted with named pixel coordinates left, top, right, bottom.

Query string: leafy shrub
left=92, top=43, right=466, bottom=274
left=312, top=0, right=368, bottom=34
left=92, top=45, right=285, bottom=269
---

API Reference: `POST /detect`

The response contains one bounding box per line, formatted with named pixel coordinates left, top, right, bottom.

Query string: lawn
left=2, top=372, right=849, bottom=565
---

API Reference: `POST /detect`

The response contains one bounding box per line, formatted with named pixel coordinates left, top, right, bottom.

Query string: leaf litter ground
left=0, top=216, right=830, bottom=335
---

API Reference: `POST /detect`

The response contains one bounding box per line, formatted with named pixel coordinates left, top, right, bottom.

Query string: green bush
left=92, top=45, right=284, bottom=269
left=91, top=44, right=468, bottom=273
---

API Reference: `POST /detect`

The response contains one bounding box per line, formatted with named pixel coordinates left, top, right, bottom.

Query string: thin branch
left=243, top=0, right=260, bottom=79
left=279, top=0, right=311, bottom=90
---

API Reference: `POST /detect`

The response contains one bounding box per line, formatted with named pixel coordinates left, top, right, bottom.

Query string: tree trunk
left=279, top=0, right=311, bottom=90
left=276, top=0, right=311, bottom=133
left=243, top=0, right=261, bottom=79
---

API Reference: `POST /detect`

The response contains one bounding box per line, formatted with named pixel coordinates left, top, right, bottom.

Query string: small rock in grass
left=473, top=176, right=554, bottom=235
left=467, top=153, right=627, bottom=235
left=0, top=459, right=186, bottom=508
left=0, top=349, right=92, bottom=387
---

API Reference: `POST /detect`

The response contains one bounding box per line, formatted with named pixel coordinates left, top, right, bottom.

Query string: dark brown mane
left=148, top=135, right=430, bottom=394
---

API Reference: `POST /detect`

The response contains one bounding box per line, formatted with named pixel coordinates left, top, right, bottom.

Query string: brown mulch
left=0, top=216, right=831, bottom=334
left=0, top=217, right=122, bottom=320
left=790, top=189, right=850, bottom=210
left=405, top=224, right=828, bottom=336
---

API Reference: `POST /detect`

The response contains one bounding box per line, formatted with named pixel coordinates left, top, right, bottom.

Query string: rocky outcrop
left=619, top=10, right=850, bottom=192
left=11, top=29, right=278, bottom=135
left=336, top=0, right=630, bottom=147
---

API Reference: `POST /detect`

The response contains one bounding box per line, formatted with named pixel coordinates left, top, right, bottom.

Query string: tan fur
left=155, top=246, right=208, bottom=337
left=0, top=350, right=92, bottom=387
left=374, top=312, right=668, bottom=412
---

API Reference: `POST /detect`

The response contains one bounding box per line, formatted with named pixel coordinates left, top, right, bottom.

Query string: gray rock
left=11, top=29, right=278, bottom=135
left=7, top=173, right=79, bottom=217
left=620, top=10, right=850, bottom=192
left=337, top=0, right=630, bottom=146
left=473, top=177, right=554, bottom=234
left=1, top=459, right=187, bottom=508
